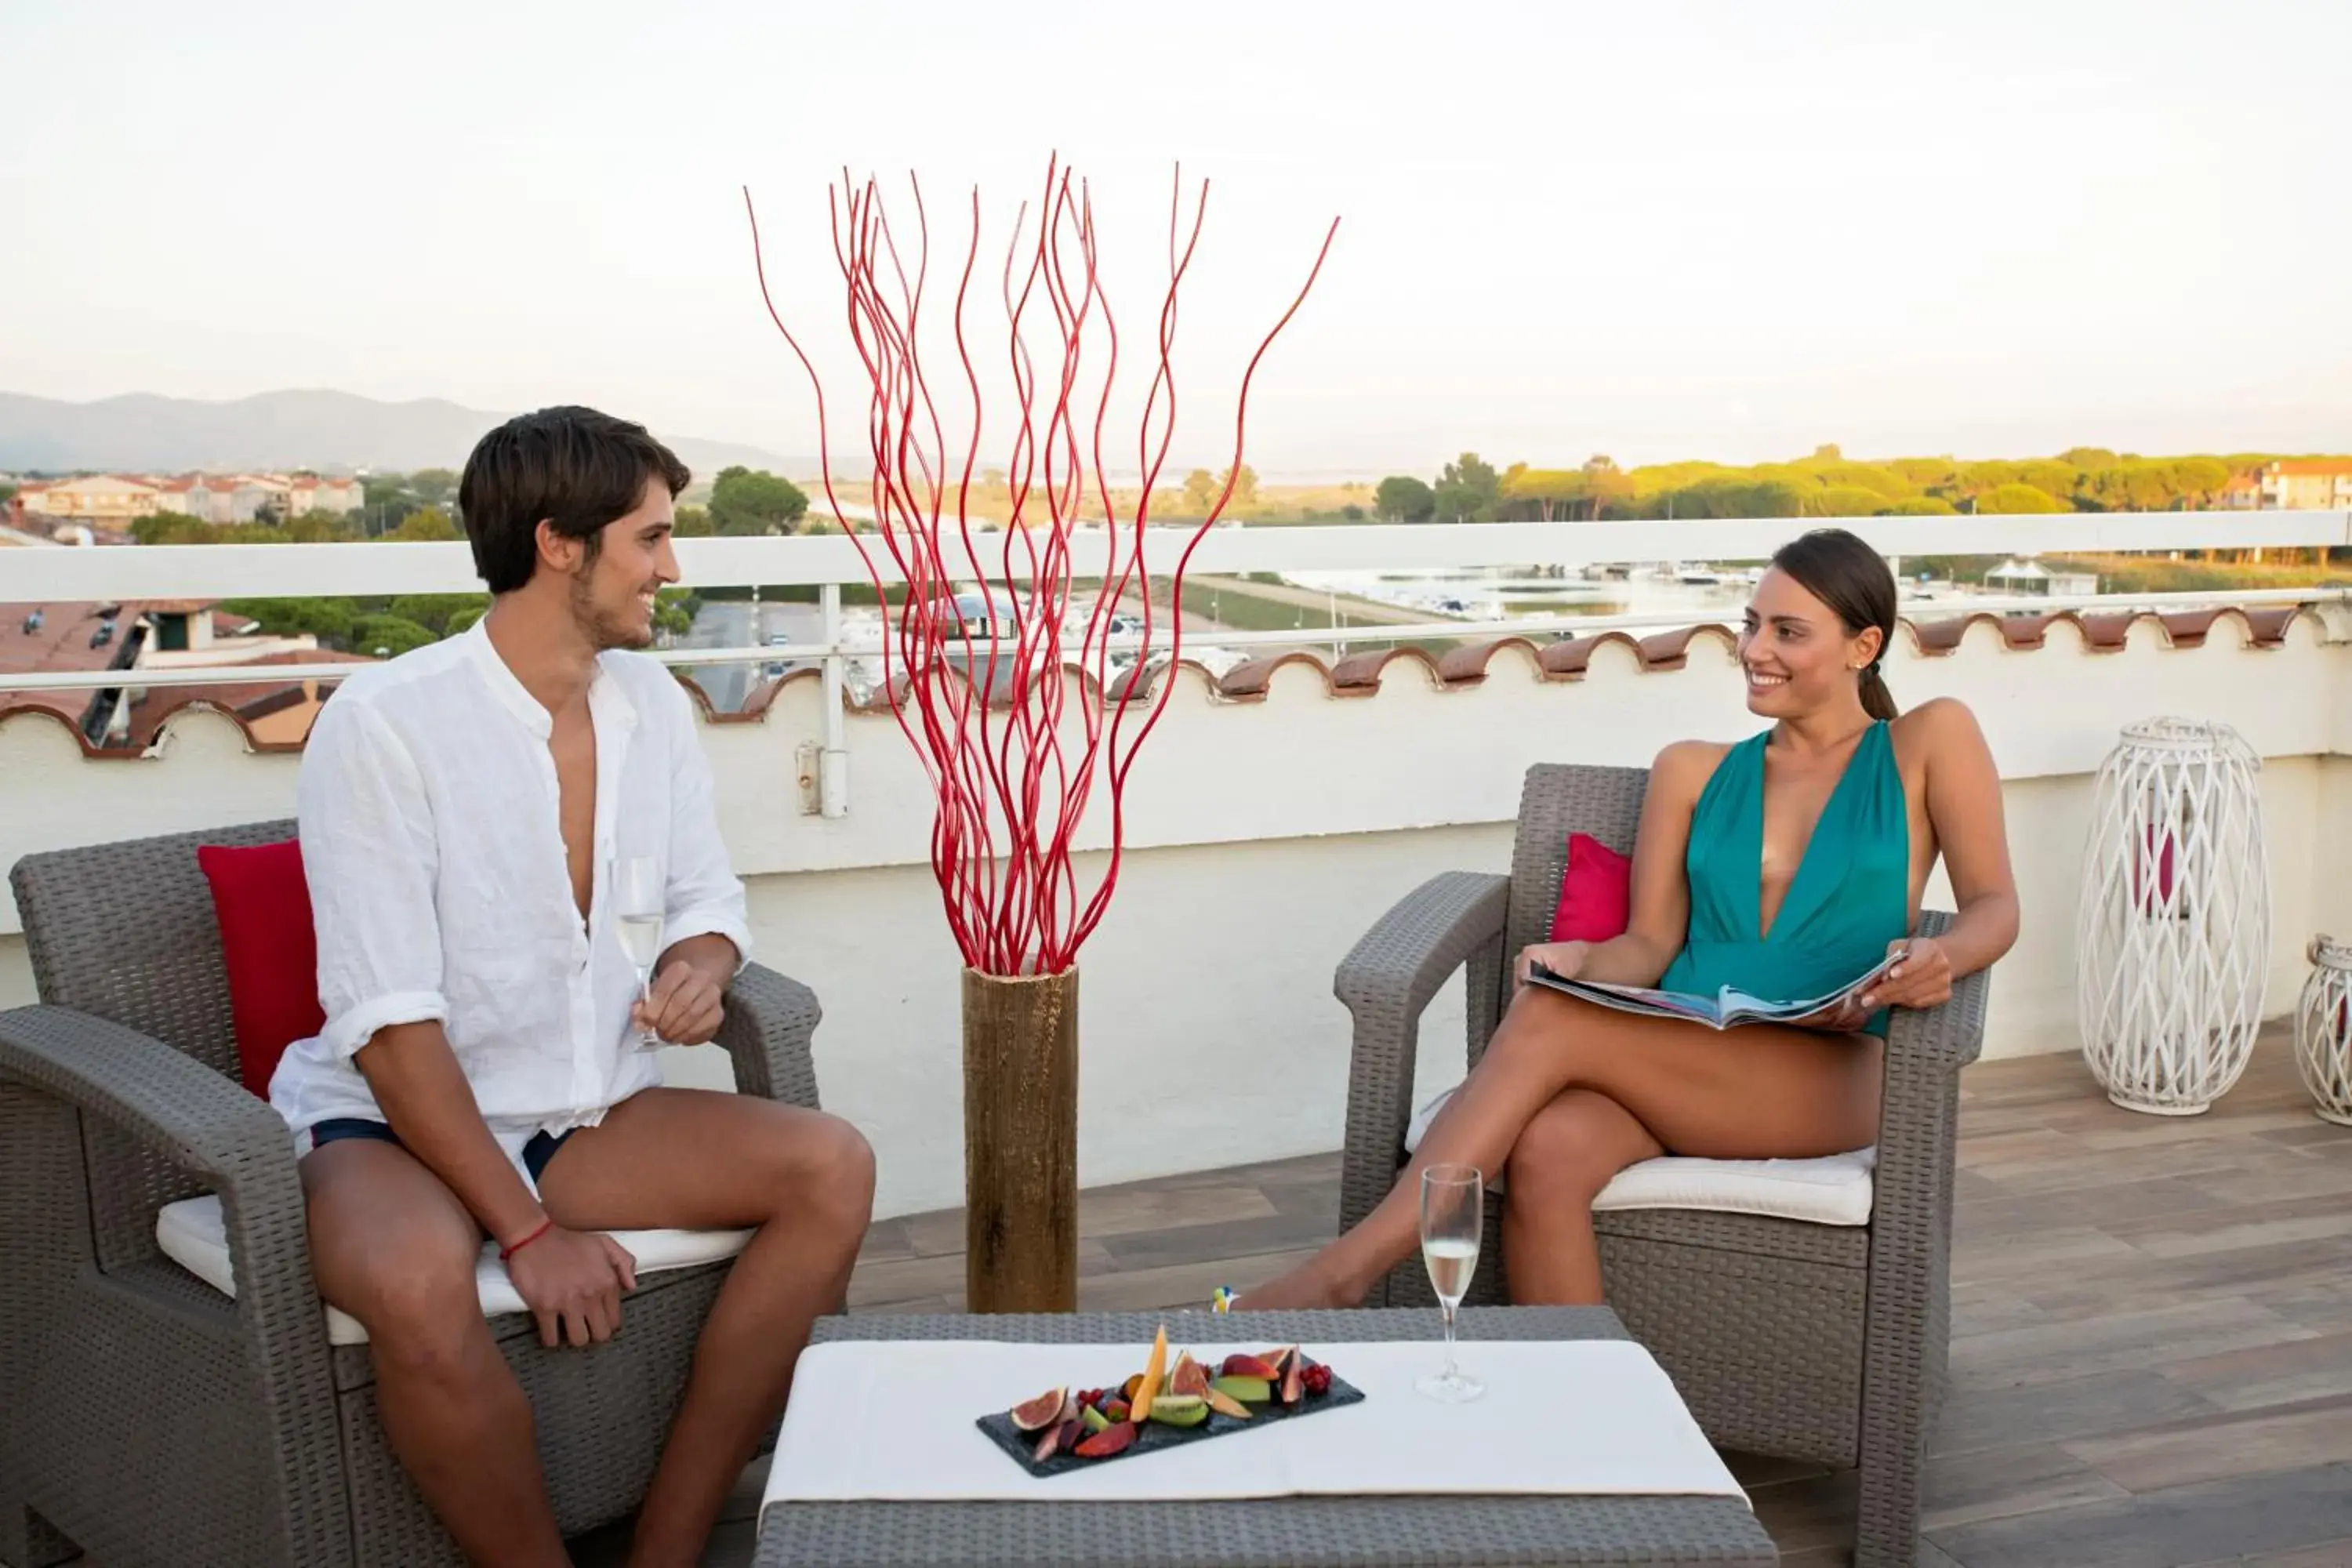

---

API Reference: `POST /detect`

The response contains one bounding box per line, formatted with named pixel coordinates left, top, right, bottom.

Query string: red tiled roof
left=2, top=604, right=2321, bottom=752
left=0, top=601, right=143, bottom=677
left=2270, top=459, right=2352, bottom=477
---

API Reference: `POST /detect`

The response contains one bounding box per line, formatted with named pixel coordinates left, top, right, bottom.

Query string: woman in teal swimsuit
left=1243, top=528, right=2019, bottom=1308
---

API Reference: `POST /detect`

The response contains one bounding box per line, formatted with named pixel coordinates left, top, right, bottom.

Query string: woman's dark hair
left=457, top=406, right=691, bottom=594
left=1770, top=528, right=1899, bottom=720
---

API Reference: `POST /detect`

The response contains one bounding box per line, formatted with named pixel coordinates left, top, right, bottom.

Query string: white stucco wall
left=5, top=604, right=2350, bottom=1218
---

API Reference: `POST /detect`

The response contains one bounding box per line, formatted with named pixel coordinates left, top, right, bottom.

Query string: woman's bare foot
left=1229, top=1258, right=1362, bottom=1312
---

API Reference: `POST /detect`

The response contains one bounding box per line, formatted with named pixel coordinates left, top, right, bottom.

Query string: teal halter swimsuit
left=1657, top=722, right=1911, bottom=1036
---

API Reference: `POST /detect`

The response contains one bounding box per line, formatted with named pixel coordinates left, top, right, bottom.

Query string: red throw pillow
left=196, top=839, right=326, bottom=1098
left=1548, top=832, right=1632, bottom=943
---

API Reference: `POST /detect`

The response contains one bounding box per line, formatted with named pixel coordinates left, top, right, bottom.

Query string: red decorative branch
left=747, top=160, right=1337, bottom=976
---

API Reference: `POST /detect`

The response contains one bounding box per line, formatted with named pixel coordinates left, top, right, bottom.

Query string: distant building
left=9, top=470, right=364, bottom=526
left=1987, top=557, right=2100, bottom=599
left=13, top=474, right=163, bottom=523
left=2260, top=460, right=2352, bottom=511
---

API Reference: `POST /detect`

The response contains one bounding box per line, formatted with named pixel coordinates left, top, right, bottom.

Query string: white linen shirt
left=267, top=616, right=753, bottom=1186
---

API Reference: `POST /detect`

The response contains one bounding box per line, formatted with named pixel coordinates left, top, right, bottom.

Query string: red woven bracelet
left=499, top=1218, right=554, bottom=1262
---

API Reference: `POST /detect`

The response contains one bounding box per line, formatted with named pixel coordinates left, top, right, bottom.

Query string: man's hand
left=1514, top=940, right=1592, bottom=992
left=505, top=1225, right=638, bottom=1348
left=1857, top=937, right=1954, bottom=1014
left=634, top=958, right=726, bottom=1046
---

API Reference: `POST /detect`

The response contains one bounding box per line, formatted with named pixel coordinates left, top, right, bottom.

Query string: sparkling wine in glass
left=614, top=856, right=665, bottom=1051
left=1416, top=1162, right=1485, bottom=1403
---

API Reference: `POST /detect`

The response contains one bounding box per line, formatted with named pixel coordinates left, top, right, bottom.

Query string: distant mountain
left=0, top=389, right=813, bottom=478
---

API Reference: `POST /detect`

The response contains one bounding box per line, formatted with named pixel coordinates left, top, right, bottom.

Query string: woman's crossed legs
left=1243, top=986, right=1883, bottom=1309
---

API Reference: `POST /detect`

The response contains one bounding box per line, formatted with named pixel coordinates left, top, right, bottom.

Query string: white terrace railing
left=6, top=510, right=2349, bottom=700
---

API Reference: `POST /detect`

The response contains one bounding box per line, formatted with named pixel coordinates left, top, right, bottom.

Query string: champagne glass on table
left=1416, top=1162, right=1486, bottom=1403
left=615, top=856, right=666, bottom=1051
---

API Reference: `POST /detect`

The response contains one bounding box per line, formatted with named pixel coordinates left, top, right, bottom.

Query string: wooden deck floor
left=577, top=1029, right=2352, bottom=1566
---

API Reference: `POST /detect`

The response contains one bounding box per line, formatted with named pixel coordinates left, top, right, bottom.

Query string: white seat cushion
left=1403, top=1089, right=1875, bottom=1226
left=155, top=1193, right=755, bottom=1346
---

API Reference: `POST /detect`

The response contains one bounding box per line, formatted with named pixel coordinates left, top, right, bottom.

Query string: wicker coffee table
left=753, top=1305, right=1775, bottom=1568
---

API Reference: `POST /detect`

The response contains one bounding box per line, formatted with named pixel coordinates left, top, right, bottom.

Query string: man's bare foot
left=1230, top=1259, right=1360, bottom=1311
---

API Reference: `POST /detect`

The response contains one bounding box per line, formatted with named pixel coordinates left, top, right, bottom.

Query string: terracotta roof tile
left=5, top=603, right=2327, bottom=752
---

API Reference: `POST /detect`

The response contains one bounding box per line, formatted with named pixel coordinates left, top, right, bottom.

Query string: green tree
left=709, top=466, right=809, bottom=535
left=2056, top=448, right=2119, bottom=470
left=408, top=468, right=459, bottom=506
left=1216, top=463, right=1259, bottom=514
left=1878, top=496, right=1958, bottom=516
left=351, top=614, right=438, bottom=657
left=1180, top=469, right=1220, bottom=514
left=1374, top=474, right=1436, bottom=522
left=1976, top=482, right=2071, bottom=514
left=360, top=473, right=409, bottom=508
left=655, top=586, right=699, bottom=639
left=388, top=506, right=461, bottom=541
left=387, top=593, right=492, bottom=636
left=1433, top=452, right=1501, bottom=521
left=673, top=505, right=714, bottom=537
left=221, top=597, right=360, bottom=643
left=284, top=510, right=355, bottom=543
left=1806, top=485, right=1890, bottom=517
left=1579, top=455, right=1632, bottom=518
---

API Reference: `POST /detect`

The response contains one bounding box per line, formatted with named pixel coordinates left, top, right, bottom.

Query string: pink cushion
left=1549, top=832, right=1632, bottom=943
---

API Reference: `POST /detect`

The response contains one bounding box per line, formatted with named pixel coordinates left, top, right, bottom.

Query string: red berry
left=1301, top=1364, right=1333, bottom=1396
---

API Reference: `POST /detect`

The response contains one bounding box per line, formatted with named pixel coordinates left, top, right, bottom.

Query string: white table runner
left=763, top=1338, right=1745, bottom=1509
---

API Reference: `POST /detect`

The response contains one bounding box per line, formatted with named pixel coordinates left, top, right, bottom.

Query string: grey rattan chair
left=0, top=819, right=823, bottom=1568
left=1335, top=763, right=1988, bottom=1568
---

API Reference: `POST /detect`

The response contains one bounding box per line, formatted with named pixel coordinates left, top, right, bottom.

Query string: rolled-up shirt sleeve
left=301, top=697, right=449, bottom=1058
left=661, top=688, right=753, bottom=972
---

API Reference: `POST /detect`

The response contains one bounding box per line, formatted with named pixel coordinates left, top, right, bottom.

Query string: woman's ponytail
left=1859, top=659, right=1898, bottom=721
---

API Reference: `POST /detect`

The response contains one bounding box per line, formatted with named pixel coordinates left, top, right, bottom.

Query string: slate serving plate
left=975, top=1359, right=1366, bottom=1479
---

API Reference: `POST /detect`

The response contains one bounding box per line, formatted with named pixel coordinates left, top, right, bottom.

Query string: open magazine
left=1527, top=947, right=1907, bottom=1032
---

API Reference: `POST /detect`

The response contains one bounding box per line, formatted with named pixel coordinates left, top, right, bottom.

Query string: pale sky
left=3, top=0, right=2346, bottom=476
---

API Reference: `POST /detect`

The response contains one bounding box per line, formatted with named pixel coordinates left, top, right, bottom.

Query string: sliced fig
left=1009, top=1385, right=1069, bottom=1434
left=1280, top=1356, right=1304, bottom=1405
left=1074, top=1421, right=1137, bottom=1459
left=1032, top=1416, right=1080, bottom=1463
left=1169, top=1353, right=1210, bottom=1399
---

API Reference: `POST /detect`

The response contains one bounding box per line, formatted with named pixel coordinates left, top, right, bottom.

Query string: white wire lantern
left=2076, top=717, right=2270, bottom=1116
left=2295, top=936, right=2352, bottom=1126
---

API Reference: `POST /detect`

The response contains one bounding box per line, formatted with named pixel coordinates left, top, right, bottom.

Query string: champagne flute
left=614, top=856, right=666, bottom=1051
left=1416, top=1162, right=1485, bottom=1403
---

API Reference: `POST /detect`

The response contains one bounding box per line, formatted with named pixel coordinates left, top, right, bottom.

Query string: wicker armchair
left=0, top=819, right=823, bottom=1568
left=1335, top=764, right=1989, bottom=1568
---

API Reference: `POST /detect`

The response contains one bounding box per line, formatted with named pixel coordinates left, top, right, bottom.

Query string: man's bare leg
left=535, top=1087, right=874, bottom=1568
left=1500, top=1088, right=1662, bottom=1305
left=1242, top=988, right=1882, bottom=1309
left=302, top=1139, right=570, bottom=1568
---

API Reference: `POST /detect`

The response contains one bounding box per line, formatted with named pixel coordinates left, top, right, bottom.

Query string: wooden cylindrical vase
left=961, top=966, right=1079, bottom=1312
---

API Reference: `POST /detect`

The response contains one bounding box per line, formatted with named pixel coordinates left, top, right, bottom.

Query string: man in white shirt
left=271, top=406, right=874, bottom=1568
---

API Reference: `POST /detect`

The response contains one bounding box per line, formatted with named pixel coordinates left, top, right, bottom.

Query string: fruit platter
left=975, top=1326, right=1364, bottom=1478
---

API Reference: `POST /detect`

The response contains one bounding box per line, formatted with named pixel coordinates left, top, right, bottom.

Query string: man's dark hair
left=457, top=406, right=691, bottom=593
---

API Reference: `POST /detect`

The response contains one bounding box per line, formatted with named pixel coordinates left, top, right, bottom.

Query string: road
left=673, top=599, right=822, bottom=713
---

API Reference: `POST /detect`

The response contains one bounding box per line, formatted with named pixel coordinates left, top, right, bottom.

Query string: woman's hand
left=1858, top=936, right=1953, bottom=1013
left=1514, top=940, right=1592, bottom=991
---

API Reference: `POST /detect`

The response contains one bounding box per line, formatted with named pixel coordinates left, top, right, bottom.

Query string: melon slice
left=1131, top=1324, right=1171, bottom=1424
